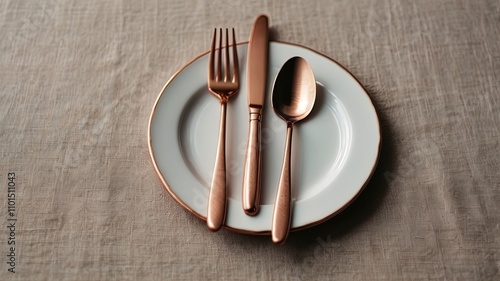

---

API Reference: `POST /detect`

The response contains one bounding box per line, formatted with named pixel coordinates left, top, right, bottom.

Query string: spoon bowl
left=271, top=56, right=316, bottom=244
left=272, top=57, right=316, bottom=123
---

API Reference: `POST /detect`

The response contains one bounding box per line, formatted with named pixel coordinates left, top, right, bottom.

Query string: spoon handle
left=207, top=102, right=227, bottom=231
left=272, top=123, right=293, bottom=244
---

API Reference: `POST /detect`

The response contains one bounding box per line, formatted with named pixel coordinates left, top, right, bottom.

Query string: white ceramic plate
left=149, top=42, right=380, bottom=234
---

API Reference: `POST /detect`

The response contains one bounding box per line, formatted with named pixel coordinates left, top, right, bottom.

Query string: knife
left=242, top=15, right=269, bottom=216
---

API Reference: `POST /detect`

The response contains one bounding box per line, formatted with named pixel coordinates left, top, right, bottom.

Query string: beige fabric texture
left=1, top=0, right=499, bottom=280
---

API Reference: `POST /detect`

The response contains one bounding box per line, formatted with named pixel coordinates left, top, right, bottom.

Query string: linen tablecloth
left=1, top=0, right=499, bottom=280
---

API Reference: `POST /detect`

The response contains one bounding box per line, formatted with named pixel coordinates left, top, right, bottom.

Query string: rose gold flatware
left=206, top=28, right=239, bottom=231
left=242, top=15, right=269, bottom=216
left=271, top=57, right=316, bottom=244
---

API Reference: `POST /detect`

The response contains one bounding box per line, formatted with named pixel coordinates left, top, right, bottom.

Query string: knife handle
left=242, top=107, right=262, bottom=216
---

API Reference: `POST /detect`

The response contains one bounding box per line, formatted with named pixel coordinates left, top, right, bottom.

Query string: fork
left=206, top=28, right=239, bottom=231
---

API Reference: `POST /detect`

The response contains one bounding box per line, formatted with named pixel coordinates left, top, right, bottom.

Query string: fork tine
left=208, top=28, right=216, bottom=81
left=216, top=28, right=222, bottom=81
left=224, top=28, right=230, bottom=82
left=231, top=28, right=239, bottom=84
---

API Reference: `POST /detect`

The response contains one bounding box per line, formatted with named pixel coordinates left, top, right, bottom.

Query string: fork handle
left=242, top=107, right=262, bottom=216
left=207, top=102, right=227, bottom=231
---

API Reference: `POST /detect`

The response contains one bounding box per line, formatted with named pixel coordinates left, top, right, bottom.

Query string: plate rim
left=148, top=40, right=382, bottom=235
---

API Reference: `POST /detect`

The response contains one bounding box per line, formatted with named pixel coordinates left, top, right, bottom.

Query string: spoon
left=271, top=56, right=316, bottom=244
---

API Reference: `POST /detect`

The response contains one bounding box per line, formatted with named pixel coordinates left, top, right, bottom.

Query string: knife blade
left=242, top=15, right=269, bottom=216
